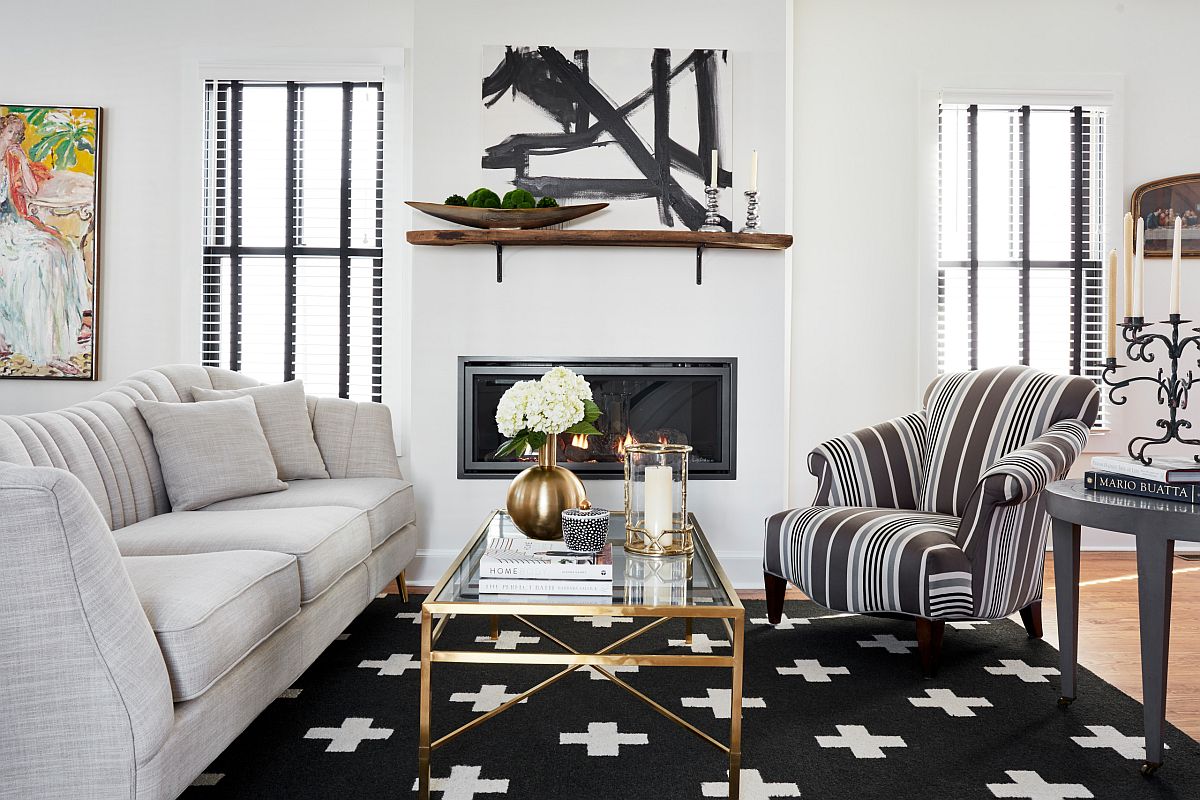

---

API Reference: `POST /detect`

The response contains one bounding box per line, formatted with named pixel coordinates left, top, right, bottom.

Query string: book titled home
left=1090, top=455, right=1200, bottom=484
left=1084, top=471, right=1200, bottom=504
left=481, top=540, right=613, bottom=581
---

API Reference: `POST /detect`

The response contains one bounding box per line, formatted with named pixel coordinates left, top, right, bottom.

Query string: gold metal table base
left=417, top=609, right=745, bottom=800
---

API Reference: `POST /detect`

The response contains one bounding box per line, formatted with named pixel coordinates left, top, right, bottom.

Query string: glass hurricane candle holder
left=624, top=552, right=692, bottom=606
left=623, top=442, right=694, bottom=556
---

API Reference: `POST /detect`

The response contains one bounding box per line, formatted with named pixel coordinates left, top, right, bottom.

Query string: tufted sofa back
left=0, top=365, right=261, bottom=529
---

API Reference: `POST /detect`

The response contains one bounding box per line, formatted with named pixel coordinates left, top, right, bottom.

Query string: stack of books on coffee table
left=1085, top=455, right=1200, bottom=504
left=478, top=539, right=614, bottom=596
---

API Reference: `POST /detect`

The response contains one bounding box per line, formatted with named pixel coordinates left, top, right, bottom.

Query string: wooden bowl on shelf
left=405, top=201, right=608, bottom=230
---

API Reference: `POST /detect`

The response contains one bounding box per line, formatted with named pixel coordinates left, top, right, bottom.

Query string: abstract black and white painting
left=481, top=46, right=732, bottom=230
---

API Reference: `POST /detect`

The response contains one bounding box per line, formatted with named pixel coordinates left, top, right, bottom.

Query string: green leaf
left=526, top=431, right=547, bottom=450
left=581, top=399, right=602, bottom=424
left=563, top=420, right=603, bottom=436
left=53, top=137, right=76, bottom=168
left=28, top=132, right=61, bottom=162
left=494, top=435, right=529, bottom=459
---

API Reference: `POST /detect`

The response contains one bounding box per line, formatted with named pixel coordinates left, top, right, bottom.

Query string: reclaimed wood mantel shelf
left=405, top=228, right=794, bottom=284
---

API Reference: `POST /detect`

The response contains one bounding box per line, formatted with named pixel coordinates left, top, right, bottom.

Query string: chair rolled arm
left=974, top=418, right=1090, bottom=506
left=808, top=412, right=927, bottom=509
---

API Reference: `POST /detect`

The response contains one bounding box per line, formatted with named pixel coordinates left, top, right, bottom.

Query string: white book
left=477, top=578, right=613, bottom=596
left=480, top=541, right=613, bottom=581
left=1090, top=455, right=1200, bottom=484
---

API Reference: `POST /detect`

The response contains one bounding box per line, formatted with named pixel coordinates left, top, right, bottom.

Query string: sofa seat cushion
left=113, top=507, right=370, bottom=603
left=203, top=478, right=415, bottom=549
left=122, top=551, right=299, bottom=702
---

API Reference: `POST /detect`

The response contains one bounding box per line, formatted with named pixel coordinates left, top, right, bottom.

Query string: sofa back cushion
left=192, top=380, right=329, bottom=480
left=0, top=463, right=173, bottom=793
left=136, top=395, right=286, bottom=511
left=920, top=365, right=1100, bottom=516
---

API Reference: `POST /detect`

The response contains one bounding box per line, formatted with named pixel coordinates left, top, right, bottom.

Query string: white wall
left=0, top=0, right=415, bottom=416
left=405, top=0, right=791, bottom=583
left=790, top=0, right=1200, bottom=549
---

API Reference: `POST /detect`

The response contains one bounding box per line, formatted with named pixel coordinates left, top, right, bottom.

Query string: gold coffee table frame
left=418, top=510, right=746, bottom=799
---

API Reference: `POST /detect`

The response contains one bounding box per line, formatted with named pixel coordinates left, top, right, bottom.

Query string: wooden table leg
left=418, top=607, right=433, bottom=799
left=1136, top=536, right=1175, bottom=774
left=1051, top=519, right=1081, bottom=704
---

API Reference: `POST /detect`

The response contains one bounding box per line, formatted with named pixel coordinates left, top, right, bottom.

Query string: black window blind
left=202, top=79, right=384, bottom=402
left=937, top=102, right=1106, bottom=423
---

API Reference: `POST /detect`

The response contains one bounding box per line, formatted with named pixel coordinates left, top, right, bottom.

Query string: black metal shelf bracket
left=495, top=243, right=503, bottom=282
left=696, top=244, right=705, bottom=285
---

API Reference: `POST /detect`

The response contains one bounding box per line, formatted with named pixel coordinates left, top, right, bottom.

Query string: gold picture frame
left=1131, top=173, right=1200, bottom=259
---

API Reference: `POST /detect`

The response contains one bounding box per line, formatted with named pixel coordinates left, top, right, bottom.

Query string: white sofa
left=0, top=365, right=417, bottom=799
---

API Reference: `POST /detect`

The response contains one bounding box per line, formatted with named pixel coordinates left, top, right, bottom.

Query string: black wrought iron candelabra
left=1103, top=313, right=1200, bottom=465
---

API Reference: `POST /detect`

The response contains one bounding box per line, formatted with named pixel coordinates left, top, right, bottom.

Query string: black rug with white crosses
left=183, top=596, right=1199, bottom=799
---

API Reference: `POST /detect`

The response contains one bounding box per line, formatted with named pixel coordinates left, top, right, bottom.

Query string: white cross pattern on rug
left=749, top=612, right=810, bottom=629
left=277, top=688, right=302, bottom=699
left=815, top=725, right=907, bottom=758
left=908, top=688, right=992, bottom=717
left=949, top=620, right=991, bottom=630
left=985, top=659, right=1059, bottom=683
left=1070, top=725, right=1167, bottom=760
left=681, top=688, right=766, bottom=719
left=396, top=611, right=421, bottom=624
left=986, top=770, right=1092, bottom=799
left=857, top=634, right=917, bottom=654
left=667, top=632, right=730, bottom=653
left=559, top=721, right=648, bottom=756
left=475, top=630, right=540, bottom=650
left=410, top=765, right=509, bottom=799
left=304, top=717, right=393, bottom=752
left=190, top=773, right=223, bottom=787
left=449, top=684, right=527, bottom=712
left=777, top=659, right=850, bottom=683
left=580, top=664, right=639, bottom=681
left=700, top=769, right=802, bottom=798
left=573, top=615, right=633, bottom=628
left=358, top=653, right=420, bottom=676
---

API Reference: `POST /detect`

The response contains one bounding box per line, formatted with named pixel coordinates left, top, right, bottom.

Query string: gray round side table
left=1044, top=478, right=1200, bottom=775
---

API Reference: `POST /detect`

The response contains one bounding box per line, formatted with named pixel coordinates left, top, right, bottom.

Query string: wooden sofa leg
left=764, top=572, right=787, bottom=624
left=1019, top=601, right=1043, bottom=639
left=397, top=570, right=409, bottom=603
left=915, top=618, right=945, bottom=678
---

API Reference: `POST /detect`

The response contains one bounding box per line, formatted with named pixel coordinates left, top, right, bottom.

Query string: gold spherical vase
left=505, top=433, right=585, bottom=540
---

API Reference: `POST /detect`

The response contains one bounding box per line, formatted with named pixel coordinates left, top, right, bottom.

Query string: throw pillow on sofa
left=136, top=395, right=287, bottom=511
left=191, top=380, right=329, bottom=480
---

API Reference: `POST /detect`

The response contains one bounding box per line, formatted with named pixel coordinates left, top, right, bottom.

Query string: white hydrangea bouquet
left=494, top=366, right=602, bottom=459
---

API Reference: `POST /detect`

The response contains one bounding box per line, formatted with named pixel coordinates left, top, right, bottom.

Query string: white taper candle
left=1135, top=216, right=1146, bottom=317
left=749, top=150, right=758, bottom=192
left=1123, top=212, right=1135, bottom=318
left=710, top=149, right=718, bottom=186
left=1107, top=249, right=1118, bottom=359
left=1171, top=216, right=1183, bottom=315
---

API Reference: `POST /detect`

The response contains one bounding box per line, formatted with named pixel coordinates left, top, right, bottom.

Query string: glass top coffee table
left=417, top=510, right=746, bottom=799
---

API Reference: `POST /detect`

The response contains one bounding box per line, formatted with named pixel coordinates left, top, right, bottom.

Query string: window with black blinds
left=202, top=80, right=384, bottom=402
left=938, top=103, right=1106, bottom=420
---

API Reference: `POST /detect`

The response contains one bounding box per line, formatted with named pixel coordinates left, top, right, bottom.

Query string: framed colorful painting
left=1132, top=174, right=1200, bottom=258
left=0, top=103, right=100, bottom=380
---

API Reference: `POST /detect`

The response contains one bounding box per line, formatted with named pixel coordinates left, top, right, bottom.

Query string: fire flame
left=570, top=434, right=590, bottom=449
left=617, top=430, right=636, bottom=458
left=658, top=434, right=670, bottom=445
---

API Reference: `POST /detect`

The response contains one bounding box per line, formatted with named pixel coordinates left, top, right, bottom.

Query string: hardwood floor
left=396, top=552, right=1200, bottom=740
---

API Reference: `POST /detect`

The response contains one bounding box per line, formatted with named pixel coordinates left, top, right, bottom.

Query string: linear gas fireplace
left=459, top=358, right=736, bottom=479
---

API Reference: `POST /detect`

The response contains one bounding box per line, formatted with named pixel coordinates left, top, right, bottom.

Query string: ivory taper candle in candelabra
left=1135, top=216, right=1146, bottom=317
left=1172, top=216, right=1183, bottom=315
left=1123, top=212, right=1135, bottom=318
left=1107, top=248, right=1118, bottom=359
left=749, top=149, right=758, bottom=193
left=710, top=149, right=718, bottom=185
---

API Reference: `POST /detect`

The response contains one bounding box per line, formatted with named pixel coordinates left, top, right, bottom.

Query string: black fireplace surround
left=459, top=358, right=736, bottom=479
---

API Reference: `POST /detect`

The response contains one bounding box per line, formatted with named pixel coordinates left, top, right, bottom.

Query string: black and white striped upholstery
left=764, top=366, right=1099, bottom=621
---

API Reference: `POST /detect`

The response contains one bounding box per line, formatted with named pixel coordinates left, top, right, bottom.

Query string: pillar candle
left=749, top=150, right=759, bottom=192
left=710, top=149, right=718, bottom=186
left=643, top=465, right=674, bottom=548
left=1135, top=216, right=1146, bottom=317
left=1123, top=212, right=1135, bottom=318
left=1107, top=249, right=1118, bottom=359
left=1171, top=216, right=1183, bottom=315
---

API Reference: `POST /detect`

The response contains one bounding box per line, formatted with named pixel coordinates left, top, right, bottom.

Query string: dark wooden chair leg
left=915, top=618, right=945, bottom=678
left=764, top=572, right=787, bottom=624
left=1019, top=600, right=1043, bottom=639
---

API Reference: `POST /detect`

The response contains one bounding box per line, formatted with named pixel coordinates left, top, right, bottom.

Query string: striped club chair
left=763, top=366, right=1100, bottom=675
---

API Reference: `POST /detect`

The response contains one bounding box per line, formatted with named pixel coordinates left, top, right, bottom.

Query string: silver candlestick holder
left=739, top=190, right=760, bottom=233
left=699, top=186, right=724, bottom=232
